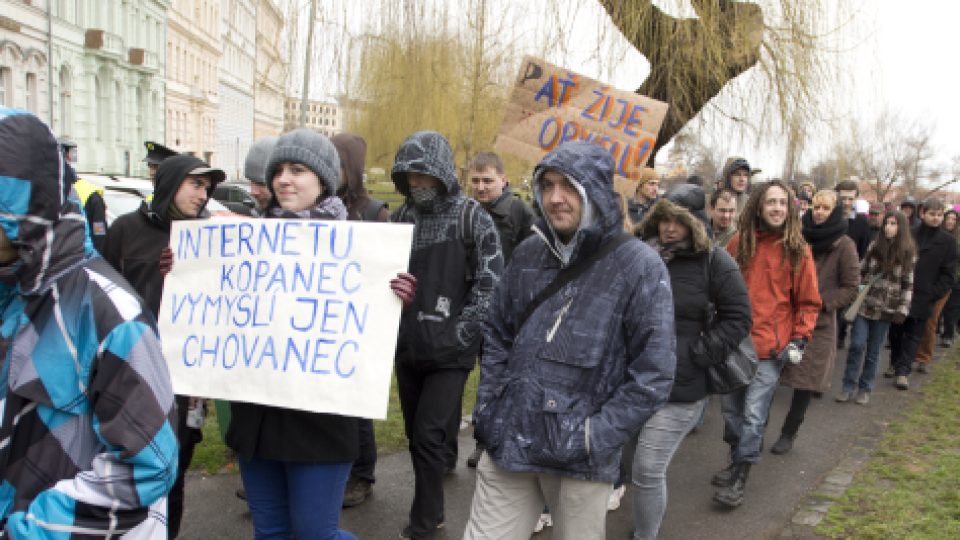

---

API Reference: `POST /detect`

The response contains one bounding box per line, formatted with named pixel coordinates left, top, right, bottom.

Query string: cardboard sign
left=158, top=218, right=414, bottom=419
left=494, top=56, right=668, bottom=200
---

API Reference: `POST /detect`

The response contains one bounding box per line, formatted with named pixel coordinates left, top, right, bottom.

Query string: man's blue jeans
left=720, top=356, right=784, bottom=464
left=843, top=316, right=891, bottom=393
left=239, top=456, right=356, bottom=540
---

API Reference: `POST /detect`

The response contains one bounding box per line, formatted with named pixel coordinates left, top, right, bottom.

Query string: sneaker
left=235, top=487, right=246, bottom=501
left=533, top=512, right=553, bottom=533
left=944, top=338, right=954, bottom=348
left=835, top=391, right=853, bottom=403
left=883, top=366, right=896, bottom=378
left=895, top=375, right=909, bottom=390
left=399, top=520, right=445, bottom=539
left=466, top=445, right=484, bottom=468
left=342, top=477, right=372, bottom=508
left=915, top=363, right=928, bottom=374
left=855, top=391, right=870, bottom=405
left=607, top=484, right=626, bottom=511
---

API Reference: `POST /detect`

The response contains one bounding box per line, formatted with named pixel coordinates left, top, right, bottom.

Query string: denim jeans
left=630, top=399, right=705, bottom=540
left=843, top=316, right=891, bottom=393
left=720, top=356, right=784, bottom=464
left=239, top=456, right=356, bottom=540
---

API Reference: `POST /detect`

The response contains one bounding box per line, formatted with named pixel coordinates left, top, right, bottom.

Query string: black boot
left=714, top=463, right=751, bottom=508
left=711, top=462, right=738, bottom=487
left=771, top=433, right=795, bottom=455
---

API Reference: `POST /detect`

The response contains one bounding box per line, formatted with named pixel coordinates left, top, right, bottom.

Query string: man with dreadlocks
left=712, top=180, right=821, bottom=508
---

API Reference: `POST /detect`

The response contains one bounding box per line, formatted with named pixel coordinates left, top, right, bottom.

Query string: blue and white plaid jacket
left=0, top=108, right=178, bottom=539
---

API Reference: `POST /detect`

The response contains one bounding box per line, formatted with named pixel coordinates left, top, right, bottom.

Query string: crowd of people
left=1, top=106, right=957, bottom=540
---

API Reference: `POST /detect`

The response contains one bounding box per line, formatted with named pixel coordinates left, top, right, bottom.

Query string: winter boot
left=711, top=462, right=739, bottom=487
left=771, top=434, right=795, bottom=455
left=714, top=463, right=751, bottom=508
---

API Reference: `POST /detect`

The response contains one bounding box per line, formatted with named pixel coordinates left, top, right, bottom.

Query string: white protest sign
left=158, top=218, right=414, bottom=419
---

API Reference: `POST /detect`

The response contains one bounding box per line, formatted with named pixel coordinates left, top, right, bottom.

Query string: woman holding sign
left=224, top=128, right=415, bottom=540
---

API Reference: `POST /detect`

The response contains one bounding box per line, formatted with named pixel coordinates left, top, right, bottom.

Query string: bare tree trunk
left=300, top=0, right=317, bottom=127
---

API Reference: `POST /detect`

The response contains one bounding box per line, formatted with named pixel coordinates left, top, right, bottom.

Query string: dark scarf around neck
left=802, top=205, right=848, bottom=255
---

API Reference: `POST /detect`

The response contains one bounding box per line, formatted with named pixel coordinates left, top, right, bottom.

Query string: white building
left=283, top=96, right=341, bottom=136
left=253, top=0, right=285, bottom=140
left=216, top=0, right=256, bottom=180
left=1, top=1, right=168, bottom=176
left=166, top=0, right=220, bottom=164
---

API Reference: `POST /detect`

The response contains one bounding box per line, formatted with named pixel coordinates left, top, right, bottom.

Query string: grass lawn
left=816, top=347, right=960, bottom=539
left=189, top=367, right=481, bottom=474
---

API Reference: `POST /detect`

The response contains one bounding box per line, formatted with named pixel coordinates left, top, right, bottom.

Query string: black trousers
left=351, top=418, right=377, bottom=483
left=889, top=315, right=928, bottom=376
left=780, top=389, right=813, bottom=437
left=396, top=363, right=469, bottom=539
left=940, top=287, right=960, bottom=340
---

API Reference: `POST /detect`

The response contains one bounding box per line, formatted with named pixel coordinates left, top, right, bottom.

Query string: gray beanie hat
left=264, top=128, right=340, bottom=196
left=244, top=136, right=277, bottom=184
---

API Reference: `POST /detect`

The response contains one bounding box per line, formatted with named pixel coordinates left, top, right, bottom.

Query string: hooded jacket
left=102, top=154, right=222, bottom=316
left=391, top=131, right=503, bottom=368
left=721, top=157, right=751, bottom=213
left=473, top=141, right=675, bottom=483
left=481, top=187, right=535, bottom=263
left=726, top=232, right=822, bottom=359
left=0, top=108, right=177, bottom=538
left=636, top=198, right=752, bottom=402
left=332, top=133, right=389, bottom=222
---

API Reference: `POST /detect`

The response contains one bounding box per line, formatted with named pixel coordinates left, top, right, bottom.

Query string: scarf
left=802, top=205, right=848, bottom=255
left=646, top=237, right=692, bottom=264
left=269, top=196, right=348, bottom=221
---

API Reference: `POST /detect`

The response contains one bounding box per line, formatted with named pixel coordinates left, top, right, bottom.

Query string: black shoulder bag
left=516, top=232, right=634, bottom=330
left=703, top=248, right=758, bottom=394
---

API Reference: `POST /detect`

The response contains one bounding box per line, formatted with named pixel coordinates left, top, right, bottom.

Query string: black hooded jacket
left=102, top=154, right=221, bottom=316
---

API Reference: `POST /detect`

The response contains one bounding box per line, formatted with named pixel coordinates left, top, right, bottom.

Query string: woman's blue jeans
left=843, top=316, right=891, bottom=393
left=631, top=399, right=705, bottom=540
left=239, top=456, right=357, bottom=540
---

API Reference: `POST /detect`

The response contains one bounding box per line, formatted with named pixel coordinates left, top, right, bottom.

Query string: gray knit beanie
left=244, top=136, right=277, bottom=184
left=265, top=128, right=340, bottom=196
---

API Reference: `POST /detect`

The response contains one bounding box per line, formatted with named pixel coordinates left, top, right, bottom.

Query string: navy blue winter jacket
left=473, top=141, right=676, bottom=483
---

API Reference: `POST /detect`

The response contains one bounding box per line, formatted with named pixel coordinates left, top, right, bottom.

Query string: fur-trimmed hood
left=635, top=197, right=712, bottom=253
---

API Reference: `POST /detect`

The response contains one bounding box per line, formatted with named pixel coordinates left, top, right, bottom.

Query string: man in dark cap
left=60, top=136, right=109, bottom=254
left=243, top=136, right=277, bottom=214
left=143, top=140, right=178, bottom=181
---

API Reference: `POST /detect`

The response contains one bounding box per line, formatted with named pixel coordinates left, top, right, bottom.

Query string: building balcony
left=84, top=29, right=124, bottom=59
left=129, top=48, right=160, bottom=70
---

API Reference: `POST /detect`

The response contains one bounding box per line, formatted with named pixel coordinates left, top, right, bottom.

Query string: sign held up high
left=494, top=56, right=668, bottom=197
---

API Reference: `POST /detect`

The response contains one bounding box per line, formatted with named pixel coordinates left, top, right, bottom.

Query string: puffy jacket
left=473, top=141, right=675, bottom=483
left=636, top=198, right=752, bottom=402
left=0, top=108, right=177, bottom=538
left=726, top=232, right=822, bottom=359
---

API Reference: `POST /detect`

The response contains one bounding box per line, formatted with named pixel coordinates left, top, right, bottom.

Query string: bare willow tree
left=597, top=0, right=841, bottom=164
left=843, top=110, right=939, bottom=202
left=343, top=0, right=523, bottom=176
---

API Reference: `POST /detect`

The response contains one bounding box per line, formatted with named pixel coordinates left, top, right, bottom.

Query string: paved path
left=178, top=346, right=948, bottom=539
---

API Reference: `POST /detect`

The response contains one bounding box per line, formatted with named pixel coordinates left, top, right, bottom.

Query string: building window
left=59, top=67, right=72, bottom=135
left=0, top=68, right=10, bottom=107
left=115, top=81, right=123, bottom=142
left=25, top=73, right=38, bottom=113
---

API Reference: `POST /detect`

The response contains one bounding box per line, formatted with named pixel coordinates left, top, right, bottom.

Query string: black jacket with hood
left=391, top=131, right=504, bottom=369
left=909, top=222, right=958, bottom=320
left=636, top=197, right=752, bottom=402
left=482, top=187, right=535, bottom=263
left=102, top=154, right=223, bottom=316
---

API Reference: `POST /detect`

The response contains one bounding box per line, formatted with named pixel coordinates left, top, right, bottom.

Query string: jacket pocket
left=410, top=312, right=461, bottom=363
left=473, top=381, right=508, bottom=450
left=527, top=388, right=590, bottom=471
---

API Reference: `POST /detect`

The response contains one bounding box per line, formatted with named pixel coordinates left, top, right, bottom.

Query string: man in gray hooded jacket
left=391, top=131, right=503, bottom=539
left=463, top=141, right=675, bottom=540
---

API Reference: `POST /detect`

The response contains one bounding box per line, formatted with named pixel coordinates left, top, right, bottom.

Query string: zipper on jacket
left=545, top=297, right=573, bottom=342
